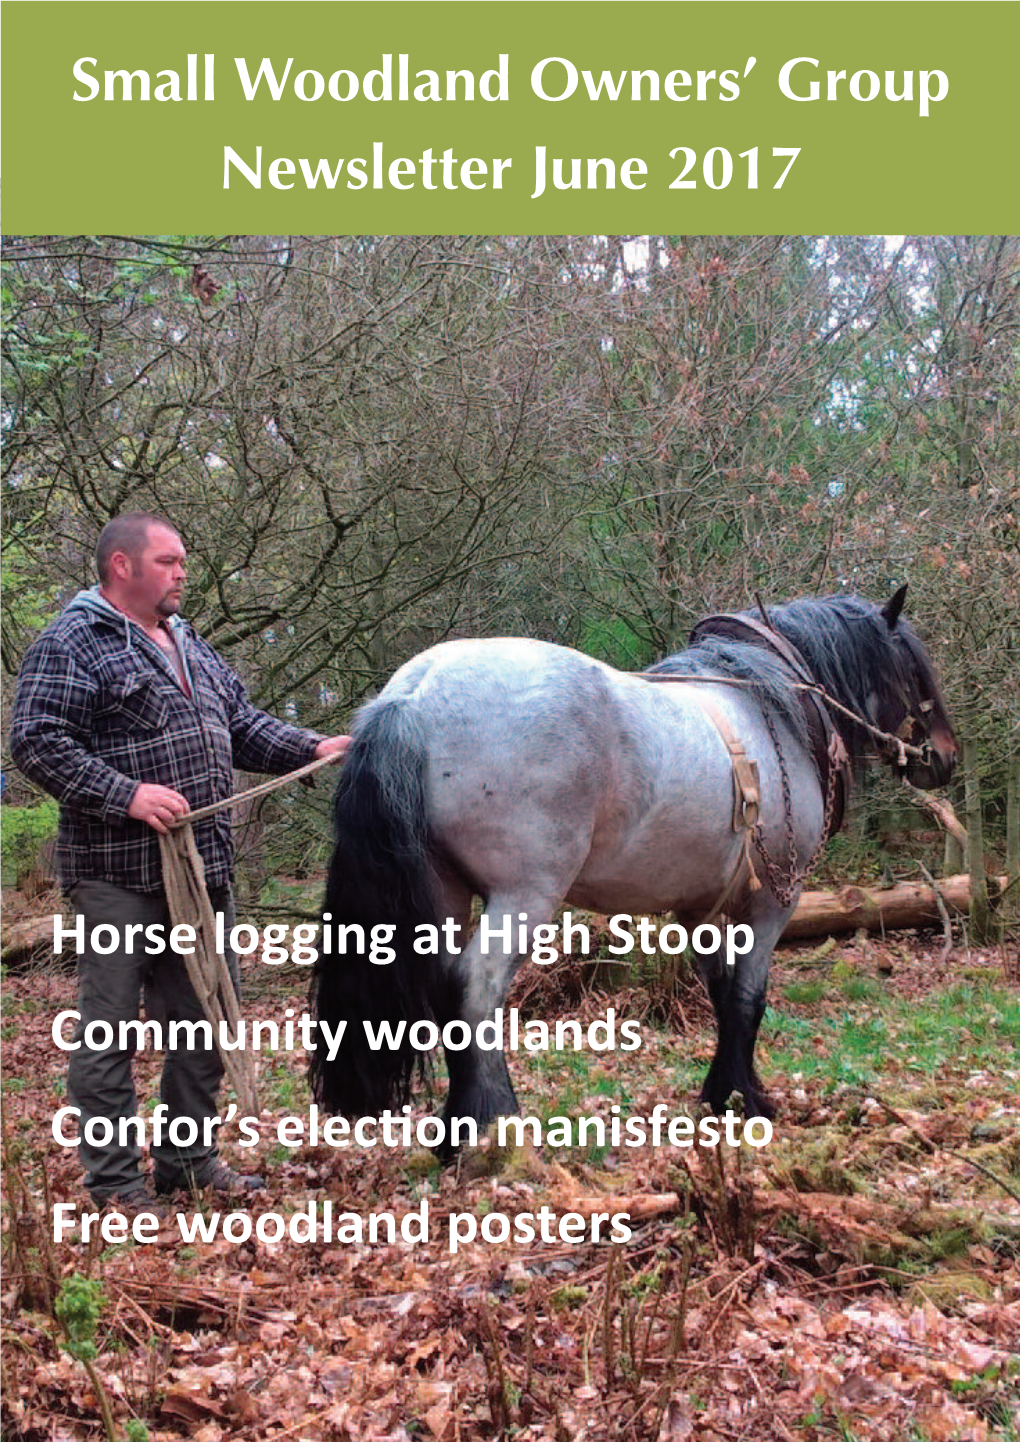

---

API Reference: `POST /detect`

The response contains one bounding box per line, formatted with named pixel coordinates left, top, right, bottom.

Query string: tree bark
left=943, top=829, right=965, bottom=877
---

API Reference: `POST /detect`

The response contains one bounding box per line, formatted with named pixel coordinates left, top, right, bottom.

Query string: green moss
left=906, top=1271, right=995, bottom=1310
left=550, top=1285, right=588, bottom=1310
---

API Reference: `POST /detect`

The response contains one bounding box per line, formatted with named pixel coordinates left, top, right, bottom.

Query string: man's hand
left=315, top=736, right=353, bottom=762
left=128, top=783, right=191, bottom=834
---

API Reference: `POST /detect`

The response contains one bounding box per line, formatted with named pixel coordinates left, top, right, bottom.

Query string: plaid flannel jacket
left=10, top=591, right=323, bottom=894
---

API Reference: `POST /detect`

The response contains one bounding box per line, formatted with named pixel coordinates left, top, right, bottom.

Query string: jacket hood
left=67, top=586, right=186, bottom=633
left=64, top=588, right=190, bottom=686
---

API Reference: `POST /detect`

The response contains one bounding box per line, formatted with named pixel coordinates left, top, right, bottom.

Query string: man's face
left=123, top=524, right=188, bottom=620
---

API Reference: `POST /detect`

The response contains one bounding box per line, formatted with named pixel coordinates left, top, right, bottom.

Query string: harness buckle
left=730, top=750, right=761, bottom=832
left=691, top=695, right=761, bottom=835
left=828, top=731, right=849, bottom=770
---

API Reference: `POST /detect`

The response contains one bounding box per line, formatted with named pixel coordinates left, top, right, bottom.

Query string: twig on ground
left=873, top=1095, right=1020, bottom=1206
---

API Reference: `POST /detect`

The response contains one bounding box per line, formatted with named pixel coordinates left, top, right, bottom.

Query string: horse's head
left=873, top=586, right=958, bottom=789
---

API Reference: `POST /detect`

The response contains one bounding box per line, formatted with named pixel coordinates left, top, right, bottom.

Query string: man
left=11, top=513, right=349, bottom=1215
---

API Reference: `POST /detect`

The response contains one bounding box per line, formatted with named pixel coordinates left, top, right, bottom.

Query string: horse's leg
left=441, top=889, right=562, bottom=1133
left=427, top=867, right=485, bottom=1134
left=698, top=896, right=791, bottom=1120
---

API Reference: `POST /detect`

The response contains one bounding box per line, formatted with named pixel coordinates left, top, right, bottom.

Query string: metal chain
left=751, top=704, right=841, bottom=909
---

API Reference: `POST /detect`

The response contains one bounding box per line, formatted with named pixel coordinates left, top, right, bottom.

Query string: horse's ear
left=882, top=583, right=908, bottom=629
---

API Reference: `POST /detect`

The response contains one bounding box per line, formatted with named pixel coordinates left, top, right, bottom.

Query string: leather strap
left=689, top=611, right=852, bottom=840
left=693, top=695, right=761, bottom=834
left=685, top=692, right=763, bottom=923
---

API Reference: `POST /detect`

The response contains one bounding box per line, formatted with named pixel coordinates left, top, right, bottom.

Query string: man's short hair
left=95, top=513, right=180, bottom=583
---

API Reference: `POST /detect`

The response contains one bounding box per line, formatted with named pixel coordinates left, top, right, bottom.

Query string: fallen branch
left=915, top=861, right=954, bottom=962
left=561, top=1193, right=682, bottom=1223
left=872, top=1096, right=1020, bottom=1206
left=113, top=1276, right=285, bottom=1326
left=900, top=782, right=968, bottom=848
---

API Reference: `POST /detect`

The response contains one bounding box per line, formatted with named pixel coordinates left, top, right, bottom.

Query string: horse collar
left=689, top=611, right=816, bottom=685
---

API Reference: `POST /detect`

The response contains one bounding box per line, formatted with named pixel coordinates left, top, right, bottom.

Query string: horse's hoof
left=698, top=1086, right=731, bottom=1115
left=748, top=1096, right=776, bottom=1122
left=699, top=1082, right=776, bottom=1122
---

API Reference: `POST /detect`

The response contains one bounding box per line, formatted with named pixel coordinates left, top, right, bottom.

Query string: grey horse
left=311, top=589, right=957, bottom=1132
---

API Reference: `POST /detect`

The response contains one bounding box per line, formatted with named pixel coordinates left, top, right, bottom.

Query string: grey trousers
left=67, top=879, right=238, bottom=1196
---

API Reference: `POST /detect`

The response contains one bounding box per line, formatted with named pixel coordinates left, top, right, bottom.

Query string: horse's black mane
left=647, top=595, right=928, bottom=768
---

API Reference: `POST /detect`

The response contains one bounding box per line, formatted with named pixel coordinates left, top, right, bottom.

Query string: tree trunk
left=1007, top=754, right=1020, bottom=932
left=964, top=738, right=994, bottom=943
left=781, top=874, right=1008, bottom=941
left=943, top=826, right=964, bottom=877
left=1007, top=753, right=1020, bottom=886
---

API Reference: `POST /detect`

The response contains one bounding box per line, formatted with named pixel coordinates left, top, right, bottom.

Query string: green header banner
left=3, top=0, right=1018, bottom=233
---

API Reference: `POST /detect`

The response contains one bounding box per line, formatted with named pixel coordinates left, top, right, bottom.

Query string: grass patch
left=840, top=976, right=883, bottom=1003
left=766, top=983, right=1019, bottom=1095
left=260, top=1055, right=308, bottom=1112
left=784, top=980, right=827, bottom=1005
left=255, top=876, right=321, bottom=914
left=2, top=994, right=44, bottom=1016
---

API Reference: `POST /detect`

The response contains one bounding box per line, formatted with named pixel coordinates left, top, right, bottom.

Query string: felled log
left=781, top=873, right=1008, bottom=941
left=1, top=915, right=57, bottom=965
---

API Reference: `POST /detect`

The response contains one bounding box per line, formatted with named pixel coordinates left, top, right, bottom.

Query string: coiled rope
left=158, top=751, right=344, bottom=1117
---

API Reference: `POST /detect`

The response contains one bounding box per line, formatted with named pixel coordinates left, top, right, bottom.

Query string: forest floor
left=1, top=888, right=1018, bottom=1442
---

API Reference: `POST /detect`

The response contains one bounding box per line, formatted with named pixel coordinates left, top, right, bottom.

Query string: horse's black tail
left=309, top=697, right=445, bottom=1116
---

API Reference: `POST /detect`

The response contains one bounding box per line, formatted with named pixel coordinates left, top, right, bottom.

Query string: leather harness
left=688, top=612, right=852, bottom=844
left=641, top=611, right=853, bottom=922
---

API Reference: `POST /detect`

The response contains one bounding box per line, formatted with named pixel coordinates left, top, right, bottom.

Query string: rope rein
left=171, top=749, right=344, bottom=828
left=641, top=671, right=926, bottom=767
left=158, top=750, right=345, bottom=1114
left=159, top=827, right=260, bottom=1116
